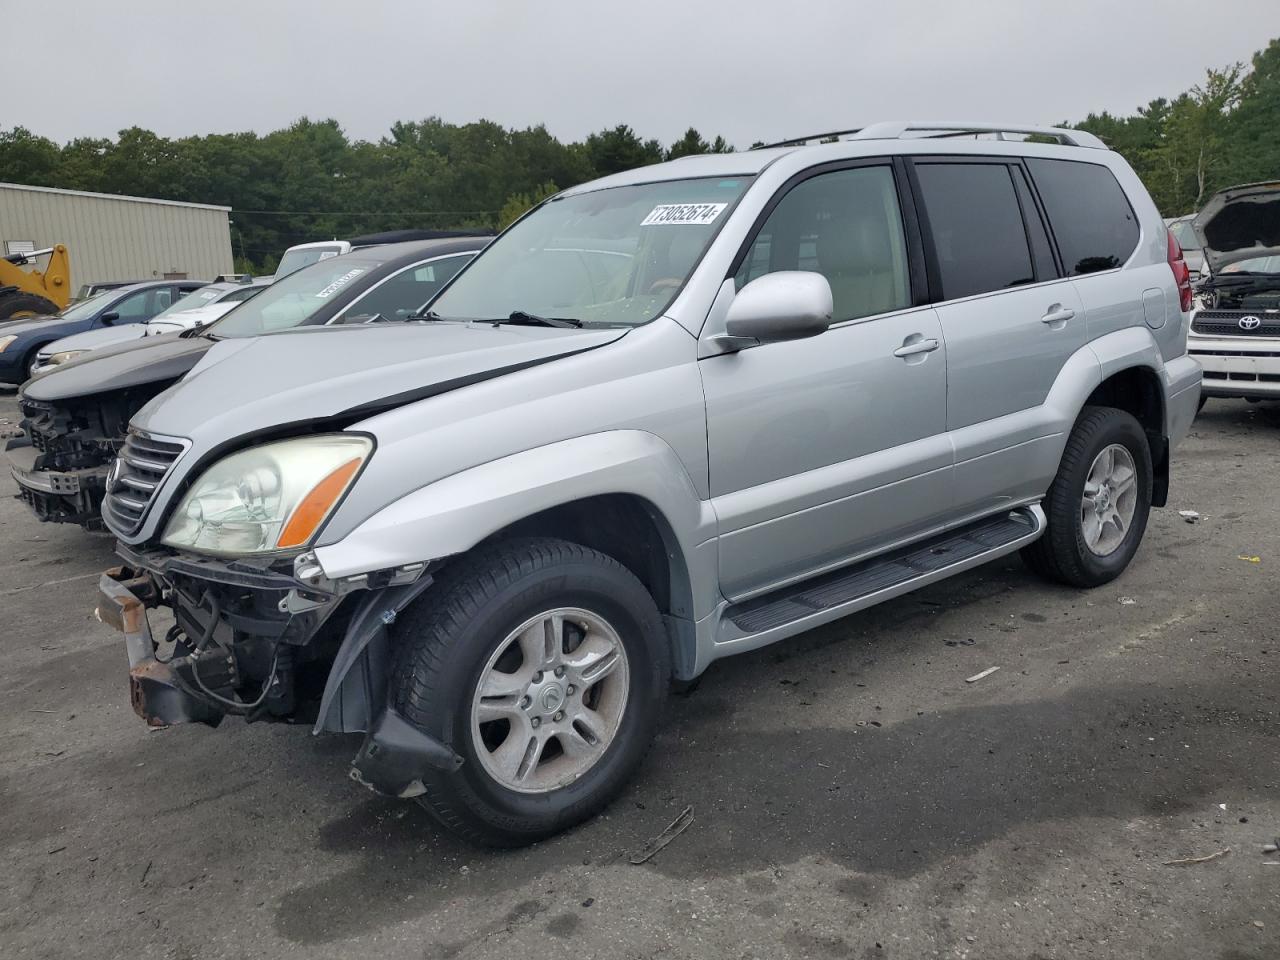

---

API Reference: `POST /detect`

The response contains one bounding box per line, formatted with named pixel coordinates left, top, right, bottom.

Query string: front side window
left=112, top=288, right=162, bottom=323
left=430, top=177, right=753, bottom=327
left=1027, top=158, right=1139, bottom=275
left=1169, top=220, right=1200, bottom=252
left=915, top=162, right=1034, bottom=300
left=335, top=254, right=474, bottom=323
left=735, top=165, right=910, bottom=322
left=210, top=256, right=386, bottom=337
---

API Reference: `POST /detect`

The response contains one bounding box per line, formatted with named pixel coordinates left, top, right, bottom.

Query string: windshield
left=60, top=289, right=118, bottom=321
left=208, top=256, right=384, bottom=338
left=275, top=245, right=345, bottom=278
left=430, top=176, right=753, bottom=327
left=1221, top=255, right=1280, bottom=275
left=154, top=284, right=227, bottom=318
left=1170, top=221, right=1201, bottom=251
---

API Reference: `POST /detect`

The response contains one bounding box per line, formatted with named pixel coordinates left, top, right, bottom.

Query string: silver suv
left=95, top=121, right=1202, bottom=846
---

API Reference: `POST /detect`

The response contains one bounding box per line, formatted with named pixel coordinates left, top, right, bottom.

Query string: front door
left=700, top=163, right=952, bottom=601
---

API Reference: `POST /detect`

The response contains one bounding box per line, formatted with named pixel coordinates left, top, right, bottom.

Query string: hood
left=22, top=331, right=213, bottom=401
left=42, top=324, right=146, bottom=356
left=1194, top=181, right=1280, bottom=273
left=133, top=322, right=627, bottom=445
left=0, top=313, right=71, bottom=336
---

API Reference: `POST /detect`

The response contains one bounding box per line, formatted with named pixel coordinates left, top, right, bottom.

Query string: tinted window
left=915, top=162, right=1034, bottom=300
left=1012, top=166, right=1058, bottom=280
left=112, top=289, right=161, bottom=323
left=736, top=166, right=910, bottom=322
left=336, top=254, right=473, bottom=323
left=1027, top=158, right=1138, bottom=275
left=210, top=255, right=387, bottom=337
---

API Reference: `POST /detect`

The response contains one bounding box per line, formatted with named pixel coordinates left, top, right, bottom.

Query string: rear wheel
left=391, top=537, right=670, bottom=846
left=1023, top=406, right=1152, bottom=587
left=0, top=291, right=60, bottom=321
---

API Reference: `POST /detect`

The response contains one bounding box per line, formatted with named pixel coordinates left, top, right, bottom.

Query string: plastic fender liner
left=312, top=575, right=436, bottom=735
left=350, top=705, right=464, bottom=799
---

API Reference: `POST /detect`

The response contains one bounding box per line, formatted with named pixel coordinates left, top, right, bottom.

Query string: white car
left=33, top=279, right=271, bottom=373
left=1187, top=181, right=1280, bottom=404
left=144, top=278, right=272, bottom=335
left=274, top=241, right=350, bottom=278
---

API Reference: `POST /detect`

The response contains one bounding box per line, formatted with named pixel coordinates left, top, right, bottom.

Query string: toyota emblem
left=1239, top=315, right=1262, bottom=330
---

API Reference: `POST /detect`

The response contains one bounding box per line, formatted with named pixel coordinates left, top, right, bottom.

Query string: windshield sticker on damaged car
left=314, top=268, right=365, bottom=298
left=641, top=203, right=727, bottom=226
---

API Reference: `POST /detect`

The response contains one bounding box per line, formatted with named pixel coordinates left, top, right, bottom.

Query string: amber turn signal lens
left=276, top=457, right=363, bottom=548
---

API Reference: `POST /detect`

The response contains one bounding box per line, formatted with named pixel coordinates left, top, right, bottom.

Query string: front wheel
left=391, top=537, right=670, bottom=846
left=1022, top=406, right=1153, bottom=588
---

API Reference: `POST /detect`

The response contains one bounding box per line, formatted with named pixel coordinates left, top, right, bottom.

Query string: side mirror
left=724, top=271, right=833, bottom=344
left=99, top=311, right=120, bottom=327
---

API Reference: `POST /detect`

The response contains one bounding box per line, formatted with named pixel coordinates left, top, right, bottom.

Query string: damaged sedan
left=5, top=238, right=484, bottom=528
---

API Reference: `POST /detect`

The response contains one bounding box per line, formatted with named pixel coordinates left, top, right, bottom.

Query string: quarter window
left=914, top=162, right=1034, bottom=300
left=736, top=166, right=910, bottom=322
left=1026, top=158, right=1139, bottom=275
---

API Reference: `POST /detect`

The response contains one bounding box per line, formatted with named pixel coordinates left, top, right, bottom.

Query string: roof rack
left=850, top=121, right=1105, bottom=149
left=754, top=128, right=865, bottom=149
left=755, top=121, right=1105, bottom=152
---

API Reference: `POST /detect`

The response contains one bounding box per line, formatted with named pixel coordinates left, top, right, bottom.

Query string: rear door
left=909, top=157, right=1085, bottom=516
left=701, top=160, right=952, bottom=600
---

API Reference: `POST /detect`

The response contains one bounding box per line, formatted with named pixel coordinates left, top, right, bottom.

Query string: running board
left=715, top=505, right=1045, bottom=651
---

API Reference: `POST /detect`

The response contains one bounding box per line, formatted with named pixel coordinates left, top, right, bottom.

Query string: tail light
left=1167, top=230, right=1193, bottom=313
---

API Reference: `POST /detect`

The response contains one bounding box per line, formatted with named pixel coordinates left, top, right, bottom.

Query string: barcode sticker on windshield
left=641, top=203, right=727, bottom=226
left=314, top=268, right=365, bottom=298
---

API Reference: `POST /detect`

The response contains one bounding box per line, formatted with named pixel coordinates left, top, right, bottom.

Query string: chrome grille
left=102, top=430, right=187, bottom=536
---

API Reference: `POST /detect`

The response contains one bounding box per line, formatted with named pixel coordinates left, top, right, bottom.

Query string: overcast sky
left=8, top=1, right=1280, bottom=149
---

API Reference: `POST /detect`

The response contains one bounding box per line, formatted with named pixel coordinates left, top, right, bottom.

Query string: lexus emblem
left=1239, top=315, right=1262, bottom=330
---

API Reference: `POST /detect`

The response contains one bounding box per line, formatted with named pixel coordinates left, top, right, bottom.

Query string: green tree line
left=1070, top=37, right=1280, bottom=215
left=0, top=120, right=731, bottom=272
left=1, top=38, right=1276, bottom=271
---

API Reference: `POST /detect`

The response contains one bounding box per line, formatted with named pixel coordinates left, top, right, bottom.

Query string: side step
left=721, top=506, right=1045, bottom=640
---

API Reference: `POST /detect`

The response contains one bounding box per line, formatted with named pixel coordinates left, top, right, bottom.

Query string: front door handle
left=1041, top=305, right=1075, bottom=325
left=893, top=337, right=940, bottom=358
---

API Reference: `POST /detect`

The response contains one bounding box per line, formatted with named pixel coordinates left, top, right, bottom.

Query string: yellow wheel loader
left=0, top=244, right=71, bottom=320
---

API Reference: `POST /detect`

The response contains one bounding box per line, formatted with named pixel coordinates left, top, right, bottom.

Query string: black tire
left=0, top=291, right=60, bottom=321
left=1022, top=406, right=1153, bottom=588
left=391, top=536, right=670, bottom=847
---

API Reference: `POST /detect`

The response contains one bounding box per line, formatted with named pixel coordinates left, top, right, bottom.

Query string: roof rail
left=850, top=121, right=1106, bottom=149
left=754, top=128, right=864, bottom=149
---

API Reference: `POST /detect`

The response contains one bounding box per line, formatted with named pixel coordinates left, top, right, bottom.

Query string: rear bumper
left=1189, top=336, right=1280, bottom=399
left=1163, top=354, right=1202, bottom=449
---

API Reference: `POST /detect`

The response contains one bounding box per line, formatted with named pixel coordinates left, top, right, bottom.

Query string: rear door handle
left=893, top=338, right=940, bottom=358
left=1041, top=306, right=1075, bottom=325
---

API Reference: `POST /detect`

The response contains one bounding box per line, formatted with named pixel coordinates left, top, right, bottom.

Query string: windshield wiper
left=501, top=310, right=582, bottom=328
left=406, top=309, right=449, bottom=322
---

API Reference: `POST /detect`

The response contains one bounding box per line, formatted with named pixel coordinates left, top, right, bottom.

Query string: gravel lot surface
left=1, top=388, right=1276, bottom=960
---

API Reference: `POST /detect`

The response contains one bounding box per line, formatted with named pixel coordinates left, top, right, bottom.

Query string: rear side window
left=1026, top=159, right=1138, bottom=275
left=914, top=162, right=1034, bottom=300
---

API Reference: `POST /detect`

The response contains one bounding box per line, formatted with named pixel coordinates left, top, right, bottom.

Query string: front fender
left=312, top=428, right=719, bottom=609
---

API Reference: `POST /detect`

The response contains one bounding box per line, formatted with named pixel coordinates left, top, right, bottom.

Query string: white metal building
left=0, top=182, right=234, bottom=293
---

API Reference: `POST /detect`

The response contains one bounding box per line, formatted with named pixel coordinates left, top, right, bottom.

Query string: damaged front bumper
left=5, top=438, right=110, bottom=526
left=96, top=549, right=462, bottom=797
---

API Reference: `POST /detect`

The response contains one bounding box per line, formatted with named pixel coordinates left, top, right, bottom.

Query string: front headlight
left=162, top=434, right=372, bottom=556
left=0, top=335, right=16, bottom=354
left=46, top=350, right=86, bottom=366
